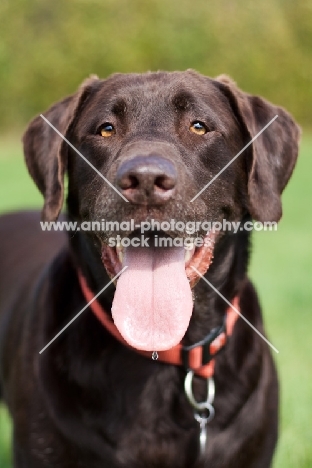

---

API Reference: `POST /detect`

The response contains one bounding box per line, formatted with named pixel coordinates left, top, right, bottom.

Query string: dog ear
left=214, top=75, right=301, bottom=222
left=23, top=75, right=100, bottom=221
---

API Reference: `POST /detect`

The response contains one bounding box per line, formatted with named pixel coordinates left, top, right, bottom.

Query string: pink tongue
left=111, top=246, right=193, bottom=351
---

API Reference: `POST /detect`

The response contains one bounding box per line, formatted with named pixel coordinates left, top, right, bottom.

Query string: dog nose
left=116, top=155, right=177, bottom=204
left=116, top=155, right=176, bottom=205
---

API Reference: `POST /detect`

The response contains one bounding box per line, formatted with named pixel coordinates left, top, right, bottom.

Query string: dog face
left=69, top=73, right=247, bottom=234
left=23, top=70, right=300, bottom=352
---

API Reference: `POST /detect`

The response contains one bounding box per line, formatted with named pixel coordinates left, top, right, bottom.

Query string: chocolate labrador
left=0, top=71, right=300, bottom=467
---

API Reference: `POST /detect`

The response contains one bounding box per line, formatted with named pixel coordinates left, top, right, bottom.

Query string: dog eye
left=99, top=123, right=115, bottom=137
left=190, top=121, right=208, bottom=135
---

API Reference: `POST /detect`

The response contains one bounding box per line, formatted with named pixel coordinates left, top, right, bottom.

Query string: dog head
left=23, top=71, right=300, bottom=351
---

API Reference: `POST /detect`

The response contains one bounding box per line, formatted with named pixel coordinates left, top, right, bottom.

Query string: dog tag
left=194, top=413, right=208, bottom=456
left=185, top=372, right=215, bottom=456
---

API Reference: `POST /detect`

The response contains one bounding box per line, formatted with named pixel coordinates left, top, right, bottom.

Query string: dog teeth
left=184, top=244, right=195, bottom=264
left=116, top=242, right=195, bottom=265
left=116, top=244, right=124, bottom=264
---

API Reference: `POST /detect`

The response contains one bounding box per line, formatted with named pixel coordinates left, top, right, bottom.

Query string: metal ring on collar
left=184, top=370, right=215, bottom=411
left=194, top=406, right=215, bottom=425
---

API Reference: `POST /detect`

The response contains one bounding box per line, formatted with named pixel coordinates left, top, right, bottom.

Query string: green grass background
left=0, top=133, right=311, bottom=467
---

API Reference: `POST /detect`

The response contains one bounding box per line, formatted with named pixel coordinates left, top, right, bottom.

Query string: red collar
left=78, top=272, right=239, bottom=379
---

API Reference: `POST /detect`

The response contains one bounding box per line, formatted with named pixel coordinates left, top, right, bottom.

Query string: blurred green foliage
left=0, top=0, right=311, bottom=130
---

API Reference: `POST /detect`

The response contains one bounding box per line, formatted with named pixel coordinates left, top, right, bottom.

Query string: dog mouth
left=101, top=230, right=215, bottom=351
